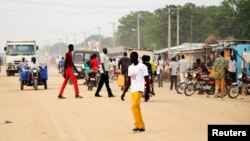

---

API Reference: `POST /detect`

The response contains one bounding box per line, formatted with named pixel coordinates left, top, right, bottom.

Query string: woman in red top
left=85, top=54, right=99, bottom=83
left=90, top=54, right=99, bottom=71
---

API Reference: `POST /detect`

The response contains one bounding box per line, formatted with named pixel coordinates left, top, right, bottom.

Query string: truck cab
left=4, top=40, right=38, bottom=76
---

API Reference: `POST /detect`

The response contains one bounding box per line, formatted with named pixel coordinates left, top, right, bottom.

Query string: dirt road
left=0, top=66, right=249, bottom=141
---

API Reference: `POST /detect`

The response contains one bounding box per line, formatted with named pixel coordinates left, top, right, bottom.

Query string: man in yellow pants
left=121, top=52, right=150, bottom=132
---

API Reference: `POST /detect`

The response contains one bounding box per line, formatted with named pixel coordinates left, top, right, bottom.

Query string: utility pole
left=177, top=6, right=180, bottom=53
left=59, top=38, right=62, bottom=57
left=168, top=8, right=171, bottom=58
left=64, top=35, right=68, bottom=45
left=109, top=23, right=116, bottom=48
left=189, top=15, right=193, bottom=67
left=73, top=33, right=76, bottom=49
left=82, top=32, right=87, bottom=49
left=97, top=26, right=101, bottom=43
left=97, top=26, right=101, bottom=50
left=137, top=14, right=140, bottom=49
left=53, top=39, right=56, bottom=56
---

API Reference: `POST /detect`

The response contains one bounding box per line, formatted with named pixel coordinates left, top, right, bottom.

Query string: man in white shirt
left=28, top=57, right=39, bottom=71
left=121, top=51, right=150, bottom=132
left=95, top=48, right=115, bottom=97
left=178, top=55, right=188, bottom=82
left=27, top=57, right=40, bottom=85
left=156, top=55, right=164, bottom=87
left=169, top=57, right=179, bottom=90
left=227, top=56, right=236, bottom=83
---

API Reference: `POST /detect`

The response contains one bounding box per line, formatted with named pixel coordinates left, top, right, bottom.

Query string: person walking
left=169, top=57, right=179, bottom=90
left=118, top=52, right=131, bottom=90
left=19, top=57, right=28, bottom=68
left=178, top=55, right=188, bottom=82
left=94, top=48, right=115, bottom=97
left=214, top=50, right=228, bottom=98
left=121, top=51, right=150, bottom=132
left=58, top=57, right=65, bottom=73
left=142, top=55, right=155, bottom=95
left=156, top=55, right=164, bottom=87
left=109, top=58, right=115, bottom=83
left=58, top=44, right=82, bottom=99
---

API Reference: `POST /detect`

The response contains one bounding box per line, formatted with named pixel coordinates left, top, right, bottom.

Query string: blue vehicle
left=19, top=64, right=48, bottom=90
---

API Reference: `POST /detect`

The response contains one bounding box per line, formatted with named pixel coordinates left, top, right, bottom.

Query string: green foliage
left=116, top=0, right=250, bottom=50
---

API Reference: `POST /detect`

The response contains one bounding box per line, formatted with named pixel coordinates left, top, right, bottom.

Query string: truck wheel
left=6, top=71, right=11, bottom=76
left=44, top=80, right=47, bottom=89
left=33, top=79, right=38, bottom=90
left=20, top=81, right=24, bottom=90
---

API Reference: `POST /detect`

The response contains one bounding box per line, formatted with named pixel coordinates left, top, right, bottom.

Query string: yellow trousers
left=215, top=78, right=226, bottom=96
left=131, top=92, right=145, bottom=129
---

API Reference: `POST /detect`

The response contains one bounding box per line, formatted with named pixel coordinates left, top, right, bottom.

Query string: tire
left=44, top=80, right=47, bottom=89
left=88, top=82, right=94, bottom=91
left=6, top=71, right=11, bottom=76
left=176, top=82, right=186, bottom=94
left=228, top=85, right=240, bottom=99
left=20, top=80, right=24, bottom=90
left=184, top=83, right=196, bottom=96
left=33, top=79, right=38, bottom=90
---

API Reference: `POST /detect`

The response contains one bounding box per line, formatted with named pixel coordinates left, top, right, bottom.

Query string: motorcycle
left=31, top=67, right=39, bottom=90
left=19, top=64, right=48, bottom=90
left=176, top=71, right=193, bottom=94
left=87, top=71, right=98, bottom=91
left=228, top=70, right=250, bottom=98
left=184, top=69, right=216, bottom=96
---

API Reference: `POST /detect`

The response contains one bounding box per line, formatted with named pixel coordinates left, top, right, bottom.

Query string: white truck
left=4, top=40, right=38, bottom=76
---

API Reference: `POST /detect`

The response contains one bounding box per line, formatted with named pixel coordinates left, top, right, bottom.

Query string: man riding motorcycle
left=27, top=57, right=40, bottom=85
left=85, top=54, right=99, bottom=85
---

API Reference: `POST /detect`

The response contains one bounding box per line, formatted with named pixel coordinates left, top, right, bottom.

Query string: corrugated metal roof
left=154, top=43, right=205, bottom=54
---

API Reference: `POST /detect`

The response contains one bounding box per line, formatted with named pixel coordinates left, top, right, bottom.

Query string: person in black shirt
left=118, top=52, right=131, bottom=90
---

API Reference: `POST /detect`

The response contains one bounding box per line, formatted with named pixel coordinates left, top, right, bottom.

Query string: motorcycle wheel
left=176, top=82, right=186, bottom=94
left=206, top=85, right=215, bottom=95
left=88, top=82, right=94, bottom=91
left=33, top=79, right=38, bottom=90
left=20, top=80, right=24, bottom=90
left=44, top=80, right=47, bottom=89
left=228, top=85, right=240, bottom=99
left=184, top=83, right=196, bottom=96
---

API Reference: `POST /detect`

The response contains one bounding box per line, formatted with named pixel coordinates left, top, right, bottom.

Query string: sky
left=0, top=0, right=222, bottom=49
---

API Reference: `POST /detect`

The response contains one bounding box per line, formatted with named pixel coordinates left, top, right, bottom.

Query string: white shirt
left=156, top=59, right=164, bottom=74
left=128, top=63, right=148, bottom=93
left=55, top=57, right=60, bottom=65
left=100, top=53, right=109, bottom=72
left=28, top=62, right=39, bottom=70
left=169, top=61, right=179, bottom=75
left=109, top=61, right=114, bottom=71
left=228, top=59, right=236, bottom=72
left=178, top=59, right=188, bottom=73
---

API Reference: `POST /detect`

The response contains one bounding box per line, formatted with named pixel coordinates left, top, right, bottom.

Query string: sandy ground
left=0, top=66, right=249, bottom=141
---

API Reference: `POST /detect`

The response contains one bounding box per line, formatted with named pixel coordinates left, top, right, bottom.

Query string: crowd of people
left=53, top=44, right=240, bottom=133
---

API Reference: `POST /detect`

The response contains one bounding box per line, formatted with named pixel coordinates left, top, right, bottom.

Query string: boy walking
left=121, top=52, right=150, bottom=132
